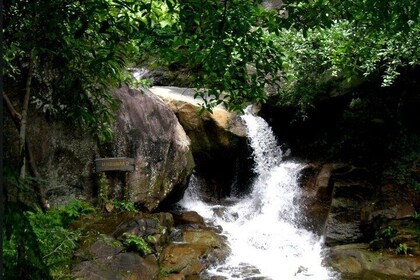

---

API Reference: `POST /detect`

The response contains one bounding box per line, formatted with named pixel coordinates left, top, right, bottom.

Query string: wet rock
left=301, top=163, right=357, bottom=235
left=173, top=211, right=206, bottom=228
left=72, top=212, right=178, bottom=279
left=160, top=243, right=208, bottom=277
left=72, top=252, right=159, bottom=280
left=160, top=228, right=230, bottom=279
left=322, top=166, right=375, bottom=246
left=327, top=243, right=420, bottom=279
left=182, top=229, right=226, bottom=248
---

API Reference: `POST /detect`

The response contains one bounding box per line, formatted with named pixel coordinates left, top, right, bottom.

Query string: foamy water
left=179, top=107, right=335, bottom=279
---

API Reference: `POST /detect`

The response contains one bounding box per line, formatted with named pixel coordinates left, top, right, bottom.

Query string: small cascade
left=179, top=106, right=335, bottom=279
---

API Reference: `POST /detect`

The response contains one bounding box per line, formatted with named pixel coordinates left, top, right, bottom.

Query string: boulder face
left=109, top=86, right=195, bottom=211
left=6, top=86, right=194, bottom=210
left=300, top=162, right=420, bottom=279
left=4, top=111, right=98, bottom=208
left=149, top=86, right=253, bottom=199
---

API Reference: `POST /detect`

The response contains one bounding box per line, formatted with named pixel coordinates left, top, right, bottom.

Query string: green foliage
left=137, top=0, right=420, bottom=114
left=3, top=0, right=179, bottom=141
left=395, top=243, right=409, bottom=255
left=60, top=200, right=97, bottom=225
left=5, top=0, right=417, bottom=121
left=3, top=204, right=52, bottom=280
left=381, top=226, right=398, bottom=243
left=98, top=173, right=110, bottom=207
left=3, top=165, right=48, bottom=207
left=156, top=0, right=283, bottom=112
left=3, top=200, right=96, bottom=279
left=122, top=233, right=153, bottom=255
left=370, top=225, right=398, bottom=252
left=272, top=0, right=420, bottom=113
left=112, top=200, right=138, bottom=212
left=383, top=134, right=420, bottom=191
left=131, top=77, right=153, bottom=89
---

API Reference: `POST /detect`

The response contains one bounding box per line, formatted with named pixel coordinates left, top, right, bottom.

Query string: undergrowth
left=3, top=200, right=96, bottom=279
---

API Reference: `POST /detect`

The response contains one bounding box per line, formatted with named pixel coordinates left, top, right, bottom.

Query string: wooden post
left=95, top=157, right=135, bottom=202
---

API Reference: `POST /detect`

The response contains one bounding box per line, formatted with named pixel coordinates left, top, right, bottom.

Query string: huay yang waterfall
left=179, top=107, right=335, bottom=279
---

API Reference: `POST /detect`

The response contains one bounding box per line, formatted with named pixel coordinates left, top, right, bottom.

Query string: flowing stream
left=179, top=107, right=335, bottom=279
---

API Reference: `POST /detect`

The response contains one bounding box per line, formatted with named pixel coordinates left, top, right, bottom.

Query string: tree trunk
left=3, top=92, right=49, bottom=210
left=19, top=49, right=36, bottom=179
left=3, top=68, right=50, bottom=211
left=26, top=141, right=50, bottom=210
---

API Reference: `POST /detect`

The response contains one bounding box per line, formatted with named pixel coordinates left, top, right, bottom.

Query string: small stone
left=105, top=203, right=114, bottom=213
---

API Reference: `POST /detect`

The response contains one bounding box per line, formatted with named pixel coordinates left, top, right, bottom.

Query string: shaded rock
left=321, top=166, right=375, bottom=246
left=300, top=163, right=359, bottom=235
left=106, top=86, right=195, bottom=211
left=3, top=111, right=98, bottom=207
left=150, top=86, right=253, bottom=199
left=113, top=217, right=159, bottom=239
left=73, top=212, right=173, bottom=254
left=74, top=235, right=124, bottom=261
left=72, top=252, right=159, bottom=280
left=299, top=163, right=329, bottom=233
left=368, top=218, right=420, bottom=256
left=160, top=243, right=208, bottom=278
left=327, top=243, right=420, bottom=279
left=362, top=184, right=417, bottom=224
left=324, top=212, right=363, bottom=246
left=359, top=184, right=419, bottom=253
left=135, top=67, right=194, bottom=87
left=300, top=163, right=420, bottom=254
left=182, top=229, right=226, bottom=249
left=173, top=211, right=206, bottom=228
left=71, top=212, right=177, bottom=279
left=5, top=86, right=195, bottom=210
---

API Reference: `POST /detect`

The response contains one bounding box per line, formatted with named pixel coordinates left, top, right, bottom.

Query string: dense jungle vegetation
left=3, top=0, right=420, bottom=278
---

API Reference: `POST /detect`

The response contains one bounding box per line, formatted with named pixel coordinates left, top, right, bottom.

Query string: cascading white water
left=179, top=107, right=335, bottom=279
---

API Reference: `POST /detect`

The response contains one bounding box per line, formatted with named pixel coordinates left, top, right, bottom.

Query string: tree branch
left=218, top=0, right=229, bottom=38
left=3, top=91, right=22, bottom=127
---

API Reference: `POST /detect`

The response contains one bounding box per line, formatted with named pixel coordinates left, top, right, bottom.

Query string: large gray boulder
left=6, top=86, right=194, bottom=210
left=110, top=86, right=195, bottom=211
left=25, top=115, right=98, bottom=207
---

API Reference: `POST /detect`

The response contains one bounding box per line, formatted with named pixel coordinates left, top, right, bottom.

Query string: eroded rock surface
left=109, top=86, right=195, bottom=211
left=327, top=244, right=420, bottom=279
left=71, top=210, right=229, bottom=280
left=149, top=86, right=253, bottom=199
left=301, top=162, right=420, bottom=279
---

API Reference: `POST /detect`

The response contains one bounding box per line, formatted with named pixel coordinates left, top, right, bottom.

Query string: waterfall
left=179, top=107, right=334, bottom=279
